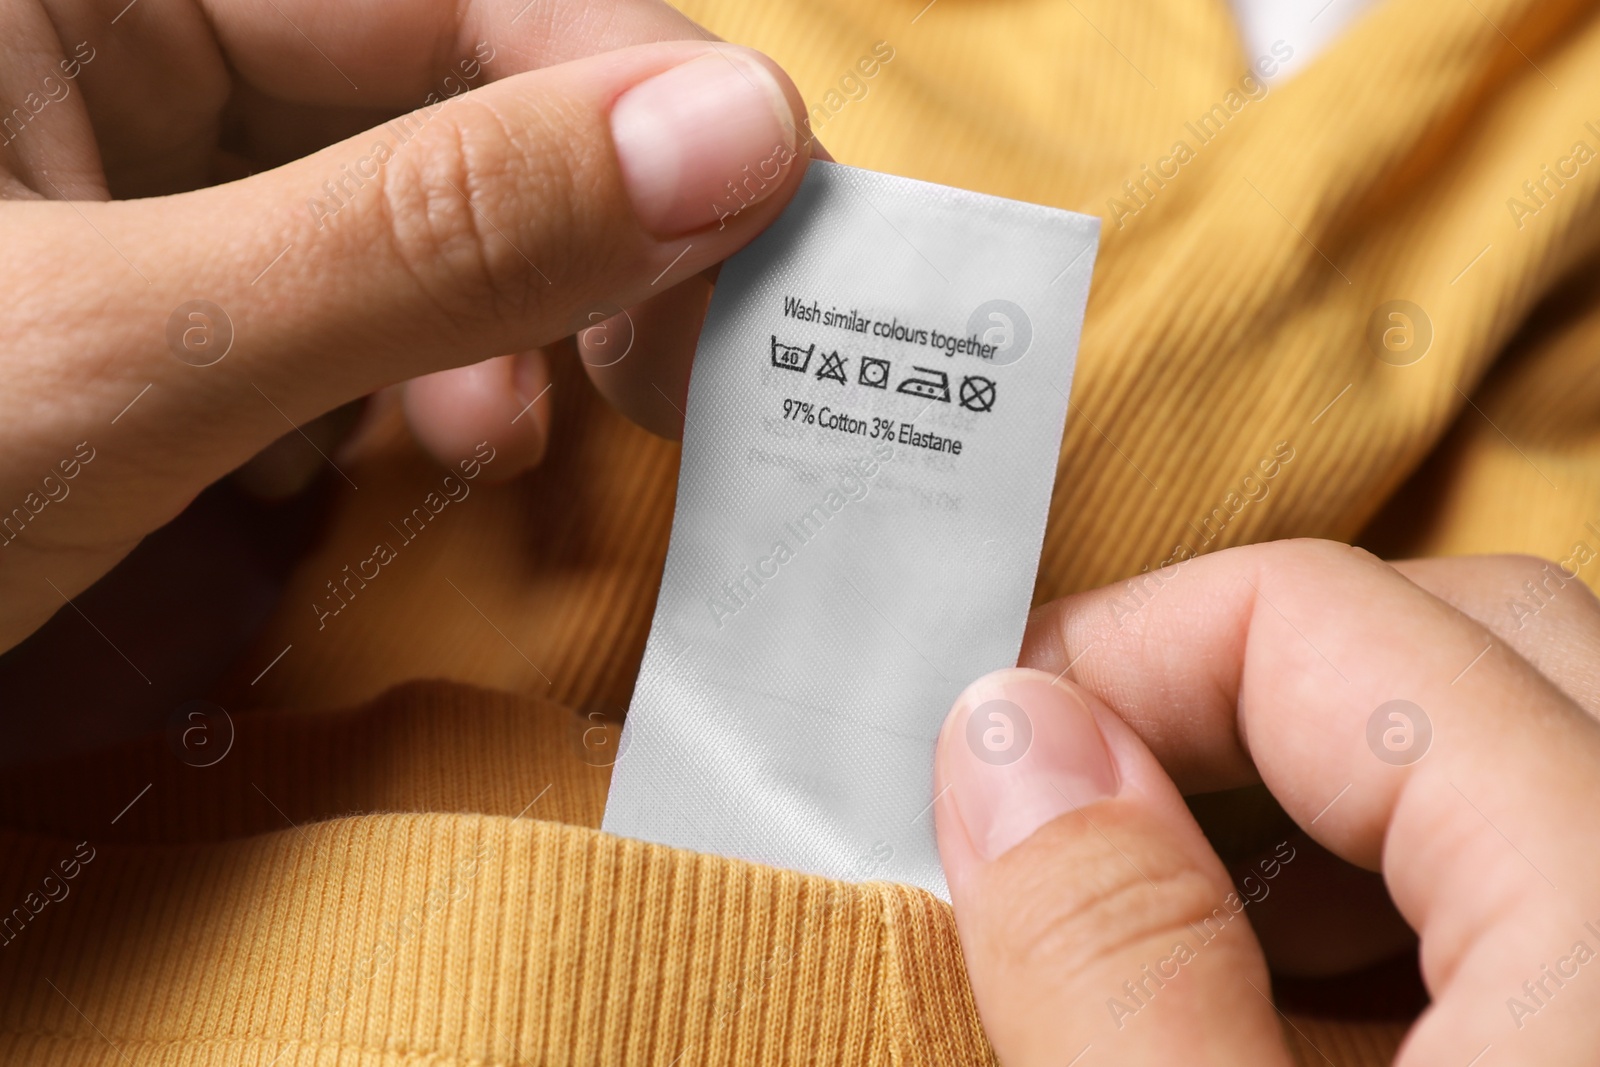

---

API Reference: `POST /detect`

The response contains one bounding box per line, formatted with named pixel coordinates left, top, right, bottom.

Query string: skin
left=5, top=3, right=1591, bottom=1060
left=0, top=0, right=801, bottom=653
left=936, top=541, right=1600, bottom=1064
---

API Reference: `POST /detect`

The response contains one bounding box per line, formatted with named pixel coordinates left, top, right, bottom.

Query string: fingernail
left=941, top=668, right=1119, bottom=861
left=611, top=47, right=799, bottom=236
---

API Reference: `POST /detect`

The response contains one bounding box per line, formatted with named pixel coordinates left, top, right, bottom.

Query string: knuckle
left=1271, top=536, right=1375, bottom=576
left=375, top=98, right=581, bottom=328
left=1258, top=538, right=1404, bottom=608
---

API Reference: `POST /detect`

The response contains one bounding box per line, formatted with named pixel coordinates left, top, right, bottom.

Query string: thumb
left=22, top=38, right=807, bottom=474
left=934, top=668, right=1293, bottom=1066
left=0, top=39, right=808, bottom=650
left=185, top=39, right=801, bottom=404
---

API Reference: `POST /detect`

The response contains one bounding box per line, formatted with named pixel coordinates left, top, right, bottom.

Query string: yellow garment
left=0, top=684, right=1399, bottom=1065
left=6, top=0, right=1600, bottom=1062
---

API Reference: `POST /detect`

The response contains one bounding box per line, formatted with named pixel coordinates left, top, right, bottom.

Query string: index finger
left=215, top=0, right=711, bottom=105
left=1020, top=539, right=1600, bottom=1064
left=39, top=0, right=714, bottom=165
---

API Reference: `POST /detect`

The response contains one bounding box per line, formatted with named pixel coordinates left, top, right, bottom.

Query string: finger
left=207, top=0, right=714, bottom=106
left=1018, top=540, right=1600, bottom=1063
left=0, top=5, right=104, bottom=198
left=579, top=131, right=839, bottom=439
left=1389, top=555, right=1600, bottom=715
left=47, top=0, right=714, bottom=193
left=577, top=271, right=714, bottom=438
left=233, top=401, right=364, bottom=499
left=1, top=40, right=811, bottom=651
left=935, top=668, right=1292, bottom=1066
left=403, top=351, right=551, bottom=478
left=1237, top=831, right=1415, bottom=978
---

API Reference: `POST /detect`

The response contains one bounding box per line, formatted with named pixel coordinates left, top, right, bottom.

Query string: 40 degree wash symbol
left=770, top=335, right=814, bottom=373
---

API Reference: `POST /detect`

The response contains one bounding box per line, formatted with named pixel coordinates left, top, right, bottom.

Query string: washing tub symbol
left=770, top=336, right=815, bottom=373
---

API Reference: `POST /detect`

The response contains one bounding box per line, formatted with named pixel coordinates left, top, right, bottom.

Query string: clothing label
left=603, top=161, right=1099, bottom=900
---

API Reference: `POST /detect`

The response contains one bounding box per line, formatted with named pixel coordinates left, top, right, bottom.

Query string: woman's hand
left=0, top=0, right=815, bottom=653
left=935, top=539, right=1600, bottom=1064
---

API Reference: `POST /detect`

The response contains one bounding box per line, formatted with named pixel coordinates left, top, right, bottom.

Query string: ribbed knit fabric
left=6, top=0, right=1599, bottom=1062
left=0, top=683, right=1402, bottom=1065
left=0, top=684, right=994, bottom=1065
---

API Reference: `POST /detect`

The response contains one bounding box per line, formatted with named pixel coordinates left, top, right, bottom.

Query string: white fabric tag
left=603, top=161, right=1099, bottom=900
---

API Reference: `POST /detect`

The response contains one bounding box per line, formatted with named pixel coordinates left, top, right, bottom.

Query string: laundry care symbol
left=770, top=335, right=814, bottom=373
left=769, top=335, right=997, bottom=412
left=815, top=351, right=848, bottom=384
left=858, top=357, right=890, bottom=389
left=894, top=367, right=998, bottom=411
left=959, top=375, right=997, bottom=412
left=896, top=366, right=951, bottom=403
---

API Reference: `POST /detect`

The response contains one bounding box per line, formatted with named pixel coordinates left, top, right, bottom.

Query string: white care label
left=603, top=161, right=1099, bottom=900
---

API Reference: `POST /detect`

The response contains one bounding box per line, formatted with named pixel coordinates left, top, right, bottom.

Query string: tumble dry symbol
left=770, top=337, right=997, bottom=412
left=858, top=357, right=891, bottom=389
left=896, top=366, right=950, bottom=402
left=770, top=335, right=814, bottom=373
left=816, top=351, right=848, bottom=384
left=959, top=376, right=996, bottom=412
